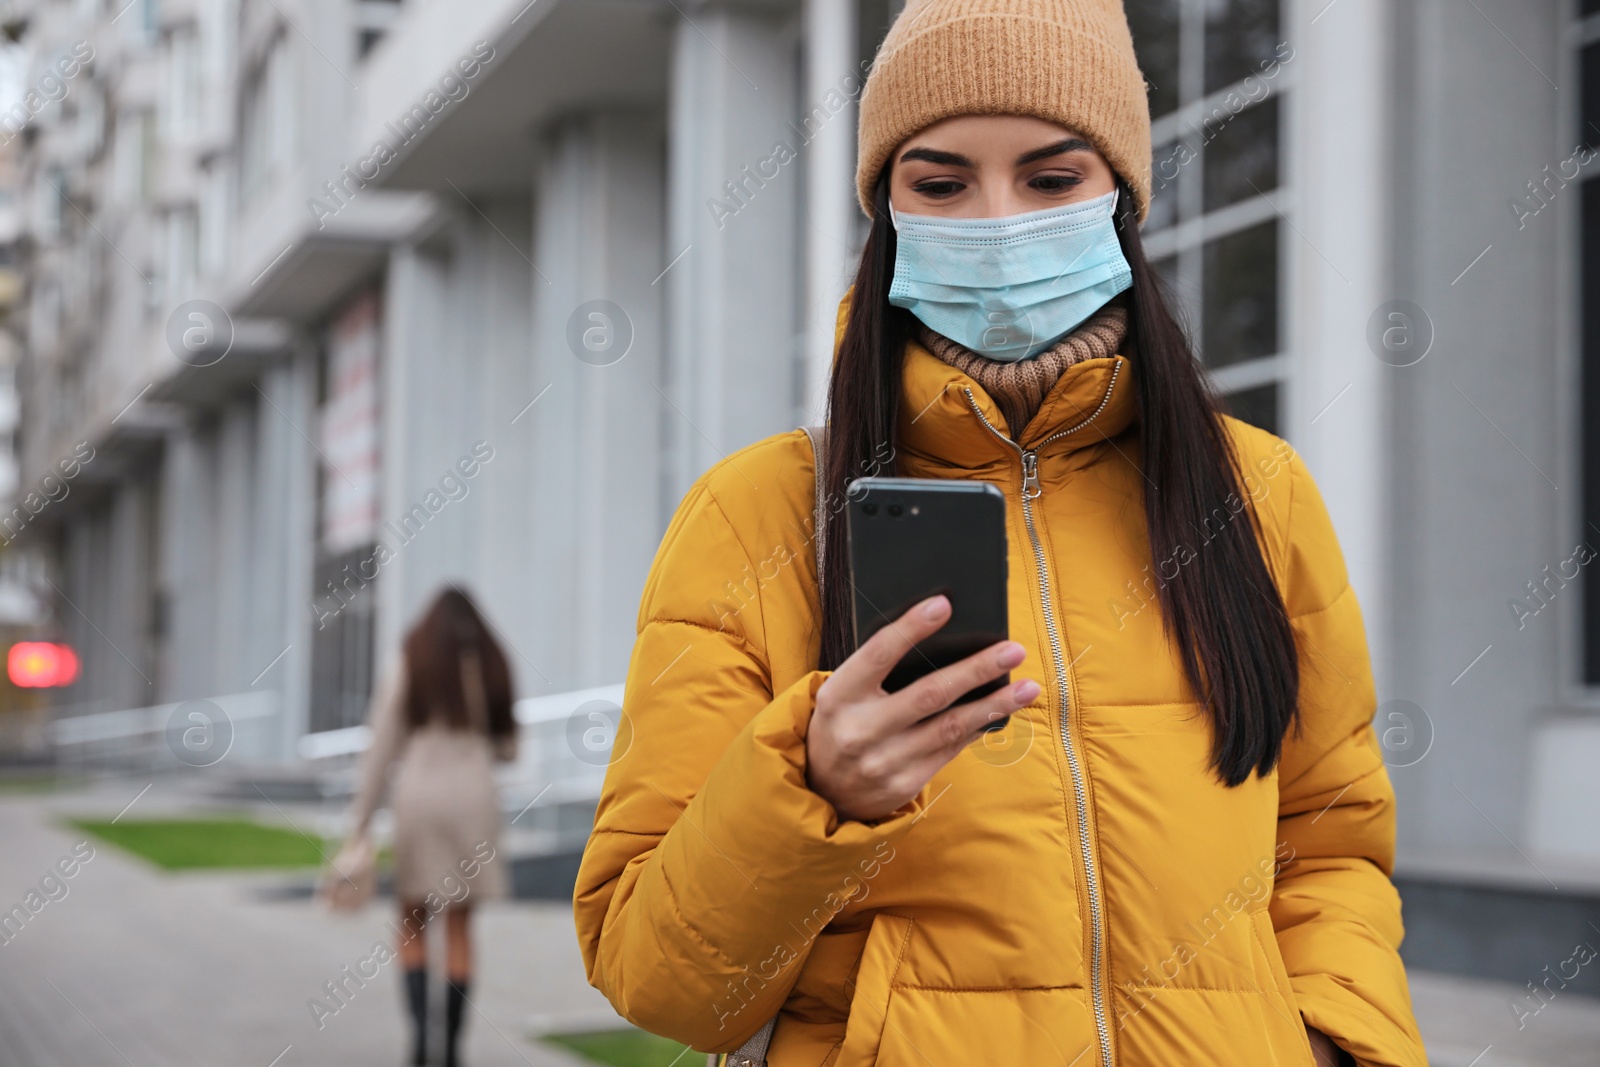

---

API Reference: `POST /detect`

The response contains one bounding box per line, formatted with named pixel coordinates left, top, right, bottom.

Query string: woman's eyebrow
left=898, top=146, right=973, bottom=167
left=1015, top=137, right=1094, bottom=165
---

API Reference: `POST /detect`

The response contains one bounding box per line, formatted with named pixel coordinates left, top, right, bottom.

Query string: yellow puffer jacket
left=574, top=301, right=1428, bottom=1067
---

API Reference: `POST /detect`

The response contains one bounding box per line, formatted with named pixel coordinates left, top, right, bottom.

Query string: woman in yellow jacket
left=576, top=1, right=1427, bottom=1064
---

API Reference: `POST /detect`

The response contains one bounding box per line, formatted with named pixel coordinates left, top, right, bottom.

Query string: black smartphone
left=845, top=477, right=1011, bottom=730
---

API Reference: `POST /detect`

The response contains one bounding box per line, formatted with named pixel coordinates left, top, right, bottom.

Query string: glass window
left=113, top=110, right=156, bottom=205
left=1148, top=139, right=1181, bottom=230
left=240, top=35, right=296, bottom=206
left=1203, top=96, right=1279, bottom=213
left=1127, top=0, right=1182, bottom=118
left=309, top=546, right=377, bottom=733
left=1582, top=42, right=1600, bottom=152
left=1204, top=0, right=1281, bottom=95
left=164, top=207, right=197, bottom=304
left=124, top=0, right=161, bottom=47
left=164, top=25, right=200, bottom=140
left=1139, top=2, right=1287, bottom=435
left=1221, top=382, right=1278, bottom=436
left=1576, top=10, right=1600, bottom=688
left=36, top=167, right=66, bottom=240
left=199, top=162, right=230, bottom=278
left=1582, top=176, right=1600, bottom=684
left=1152, top=252, right=1199, bottom=337
left=1202, top=220, right=1278, bottom=367
left=355, top=0, right=405, bottom=59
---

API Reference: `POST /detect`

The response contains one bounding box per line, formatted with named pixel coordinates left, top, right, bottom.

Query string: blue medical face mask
left=888, top=189, right=1133, bottom=362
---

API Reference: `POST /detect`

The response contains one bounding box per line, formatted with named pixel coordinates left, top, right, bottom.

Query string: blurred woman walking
left=343, top=587, right=518, bottom=1067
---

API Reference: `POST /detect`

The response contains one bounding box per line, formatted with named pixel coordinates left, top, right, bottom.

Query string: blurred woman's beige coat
left=349, top=653, right=516, bottom=904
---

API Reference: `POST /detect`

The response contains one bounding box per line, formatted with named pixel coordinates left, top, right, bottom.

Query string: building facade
left=1, top=0, right=1595, bottom=994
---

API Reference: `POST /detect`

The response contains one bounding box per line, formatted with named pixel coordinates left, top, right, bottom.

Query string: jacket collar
left=830, top=292, right=1138, bottom=472
left=898, top=333, right=1136, bottom=469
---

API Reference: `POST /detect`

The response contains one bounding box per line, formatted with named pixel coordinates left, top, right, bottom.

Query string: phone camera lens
left=862, top=502, right=878, bottom=516
left=887, top=503, right=903, bottom=518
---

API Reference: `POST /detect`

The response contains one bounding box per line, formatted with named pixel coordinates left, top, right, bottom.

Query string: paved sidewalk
left=1407, top=970, right=1599, bottom=1067
left=1, top=774, right=1595, bottom=1066
left=0, top=784, right=622, bottom=1067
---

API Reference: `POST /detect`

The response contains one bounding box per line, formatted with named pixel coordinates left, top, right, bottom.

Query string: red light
left=8, top=643, right=80, bottom=688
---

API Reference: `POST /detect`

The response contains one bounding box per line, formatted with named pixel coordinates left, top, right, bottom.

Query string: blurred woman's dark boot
left=444, top=978, right=469, bottom=1067
left=403, top=967, right=427, bottom=1065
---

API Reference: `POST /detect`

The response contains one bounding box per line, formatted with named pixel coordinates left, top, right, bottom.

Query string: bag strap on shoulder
left=712, top=1015, right=777, bottom=1067
left=802, top=424, right=828, bottom=597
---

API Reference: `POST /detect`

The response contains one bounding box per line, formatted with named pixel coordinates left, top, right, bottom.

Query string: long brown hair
left=402, top=587, right=516, bottom=739
left=819, top=169, right=1299, bottom=787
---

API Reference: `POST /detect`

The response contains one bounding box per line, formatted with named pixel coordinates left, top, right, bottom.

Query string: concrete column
left=1284, top=0, right=1392, bottom=682
left=528, top=110, right=667, bottom=689
left=664, top=2, right=801, bottom=506
left=457, top=199, right=538, bottom=686
left=376, top=241, right=448, bottom=661
left=211, top=395, right=258, bottom=691
left=800, top=0, right=861, bottom=424
left=375, top=200, right=549, bottom=702
left=102, top=479, right=156, bottom=710
left=252, top=351, right=318, bottom=755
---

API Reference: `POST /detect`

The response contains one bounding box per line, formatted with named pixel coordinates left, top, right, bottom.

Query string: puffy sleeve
left=572, top=474, right=928, bottom=1052
left=1269, top=453, right=1428, bottom=1067
left=348, top=654, right=409, bottom=838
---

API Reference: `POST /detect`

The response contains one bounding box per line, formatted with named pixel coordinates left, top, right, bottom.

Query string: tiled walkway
left=0, top=781, right=620, bottom=1067
left=1, top=774, right=1595, bottom=1066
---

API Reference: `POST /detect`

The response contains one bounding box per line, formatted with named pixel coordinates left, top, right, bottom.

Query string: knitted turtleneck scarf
left=917, top=298, right=1129, bottom=439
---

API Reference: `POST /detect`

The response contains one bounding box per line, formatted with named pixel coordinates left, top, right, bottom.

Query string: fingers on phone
left=908, top=675, right=1039, bottom=756
left=831, top=594, right=952, bottom=694
left=893, top=639, right=1024, bottom=721
left=952, top=680, right=1038, bottom=745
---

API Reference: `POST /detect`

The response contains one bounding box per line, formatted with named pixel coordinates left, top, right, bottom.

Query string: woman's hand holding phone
left=806, top=594, right=1040, bottom=823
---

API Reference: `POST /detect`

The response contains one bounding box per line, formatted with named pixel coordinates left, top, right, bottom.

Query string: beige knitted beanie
left=855, top=0, right=1153, bottom=221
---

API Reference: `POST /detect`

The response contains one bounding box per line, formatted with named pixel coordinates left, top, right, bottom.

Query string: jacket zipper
left=961, top=361, right=1122, bottom=1067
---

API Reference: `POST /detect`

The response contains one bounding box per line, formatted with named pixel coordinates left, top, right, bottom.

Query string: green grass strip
left=67, top=816, right=335, bottom=871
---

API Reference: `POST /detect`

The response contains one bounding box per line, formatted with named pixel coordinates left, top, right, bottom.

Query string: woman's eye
left=911, top=179, right=964, bottom=198
left=1029, top=173, right=1083, bottom=193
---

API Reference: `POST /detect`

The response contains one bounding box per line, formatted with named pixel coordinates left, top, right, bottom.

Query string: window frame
left=237, top=29, right=296, bottom=208
left=1133, top=0, right=1297, bottom=436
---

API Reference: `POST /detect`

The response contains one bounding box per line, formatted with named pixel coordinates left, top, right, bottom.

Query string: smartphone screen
left=845, top=477, right=1010, bottom=727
